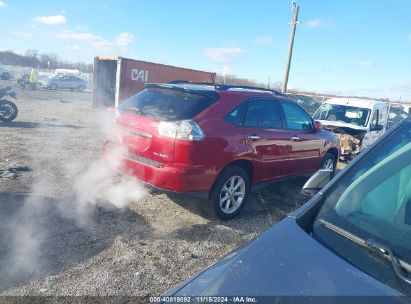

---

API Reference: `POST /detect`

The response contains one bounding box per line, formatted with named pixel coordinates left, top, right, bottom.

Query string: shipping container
left=92, top=56, right=216, bottom=107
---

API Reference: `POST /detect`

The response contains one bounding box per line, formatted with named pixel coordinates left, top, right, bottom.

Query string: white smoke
left=65, top=140, right=145, bottom=227
left=8, top=191, right=47, bottom=275
left=4, top=109, right=146, bottom=282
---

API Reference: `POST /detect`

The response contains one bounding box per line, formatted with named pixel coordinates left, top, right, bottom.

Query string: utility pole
left=282, top=1, right=299, bottom=93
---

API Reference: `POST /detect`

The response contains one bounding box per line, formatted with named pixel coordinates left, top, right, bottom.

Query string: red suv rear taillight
left=158, top=120, right=204, bottom=141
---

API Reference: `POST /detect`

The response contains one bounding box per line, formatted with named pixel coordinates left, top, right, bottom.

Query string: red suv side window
left=224, top=102, right=248, bottom=126
left=281, top=101, right=314, bottom=131
left=244, top=99, right=283, bottom=129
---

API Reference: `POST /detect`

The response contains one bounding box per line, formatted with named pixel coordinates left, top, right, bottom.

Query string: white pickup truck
left=313, top=98, right=388, bottom=162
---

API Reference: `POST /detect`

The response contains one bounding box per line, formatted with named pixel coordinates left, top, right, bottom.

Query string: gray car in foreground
left=165, top=116, right=411, bottom=303
left=44, top=75, right=86, bottom=91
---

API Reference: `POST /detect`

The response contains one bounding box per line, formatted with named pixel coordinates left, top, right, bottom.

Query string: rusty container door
left=92, top=57, right=119, bottom=108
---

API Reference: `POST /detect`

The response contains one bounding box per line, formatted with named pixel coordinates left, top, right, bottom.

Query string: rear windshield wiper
left=318, top=219, right=411, bottom=285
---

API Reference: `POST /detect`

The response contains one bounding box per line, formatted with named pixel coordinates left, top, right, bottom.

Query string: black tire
left=50, top=83, right=58, bottom=90
left=202, top=166, right=250, bottom=220
left=319, top=152, right=336, bottom=173
left=0, top=99, right=18, bottom=122
left=77, top=85, right=85, bottom=92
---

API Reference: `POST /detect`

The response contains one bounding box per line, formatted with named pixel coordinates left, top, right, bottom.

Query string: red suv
left=105, top=82, right=339, bottom=220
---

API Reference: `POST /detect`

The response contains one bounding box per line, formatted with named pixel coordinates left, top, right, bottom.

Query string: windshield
left=118, top=87, right=215, bottom=121
left=314, top=104, right=371, bottom=127
left=314, top=121, right=411, bottom=292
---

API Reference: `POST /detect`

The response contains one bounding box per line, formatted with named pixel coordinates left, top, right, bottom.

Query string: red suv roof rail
left=168, top=80, right=284, bottom=96
left=217, top=85, right=283, bottom=96
left=168, top=80, right=217, bottom=86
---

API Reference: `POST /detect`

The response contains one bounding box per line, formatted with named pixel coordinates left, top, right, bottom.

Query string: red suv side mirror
left=314, top=121, right=322, bottom=132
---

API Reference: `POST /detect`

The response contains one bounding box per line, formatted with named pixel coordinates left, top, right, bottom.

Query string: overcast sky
left=0, top=0, right=410, bottom=100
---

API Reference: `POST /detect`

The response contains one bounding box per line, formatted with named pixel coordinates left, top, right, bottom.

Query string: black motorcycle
left=0, top=86, right=18, bottom=122
left=17, top=74, right=37, bottom=90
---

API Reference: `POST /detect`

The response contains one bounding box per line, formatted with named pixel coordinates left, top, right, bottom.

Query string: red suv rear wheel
left=203, top=166, right=250, bottom=220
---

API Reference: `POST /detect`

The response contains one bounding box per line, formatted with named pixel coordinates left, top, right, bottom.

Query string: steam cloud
left=3, top=110, right=146, bottom=286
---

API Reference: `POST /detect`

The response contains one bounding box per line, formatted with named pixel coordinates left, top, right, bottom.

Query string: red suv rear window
left=118, top=87, right=215, bottom=121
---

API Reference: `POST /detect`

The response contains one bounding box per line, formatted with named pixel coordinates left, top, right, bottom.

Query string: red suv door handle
left=291, top=136, right=300, bottom=141
left=247, top=135, right=261, bottom=141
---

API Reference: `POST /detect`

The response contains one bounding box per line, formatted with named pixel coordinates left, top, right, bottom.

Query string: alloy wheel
left=322, top=158, right=334, bottom=170
left=219, top=175, right=246, bottom=214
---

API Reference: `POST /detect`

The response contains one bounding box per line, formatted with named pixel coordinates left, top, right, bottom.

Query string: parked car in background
left=167, top=116, right=411, bottom=300
left=313, top=98, right=388, bottom=162
left=44, top=75, right=86, bottom=91
left=105, top=82, right=339, bottom=220
left=285, top=93, right=322, bottom=116
left=0, top=66, right=12, bottom=80
left=388, top=106, right=409, bottom=130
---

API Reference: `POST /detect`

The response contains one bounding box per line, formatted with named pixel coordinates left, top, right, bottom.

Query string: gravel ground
left=0, top=79, right=328, bottom=297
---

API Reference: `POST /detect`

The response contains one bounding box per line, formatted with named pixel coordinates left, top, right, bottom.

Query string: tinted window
left=281, top=101, right=313, bottom=130
left=314, top=121, right=411, bottom=292
left=224, top=102, right=247, bottom=126
left=244, top=99, right=282, bottom=129
left=118, top=87, right=214, bottom=121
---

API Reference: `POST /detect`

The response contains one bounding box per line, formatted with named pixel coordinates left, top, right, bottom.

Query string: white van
left=313, top=98, right=388, bottom=162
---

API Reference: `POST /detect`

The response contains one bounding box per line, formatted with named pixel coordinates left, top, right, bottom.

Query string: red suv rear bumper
left=104, top=141, right=213, bottom=199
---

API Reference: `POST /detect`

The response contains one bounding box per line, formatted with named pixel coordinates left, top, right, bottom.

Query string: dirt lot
left=0, top=79, right=319, bottom=296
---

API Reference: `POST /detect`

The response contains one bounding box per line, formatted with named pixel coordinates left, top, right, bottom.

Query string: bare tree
left=24, top=49, right=40, bottom=67
left=215, top=74, right=280, bottom=90
left=39, top=52, right=60, bottom=69
left=1, top=50, right=93, bottom=73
